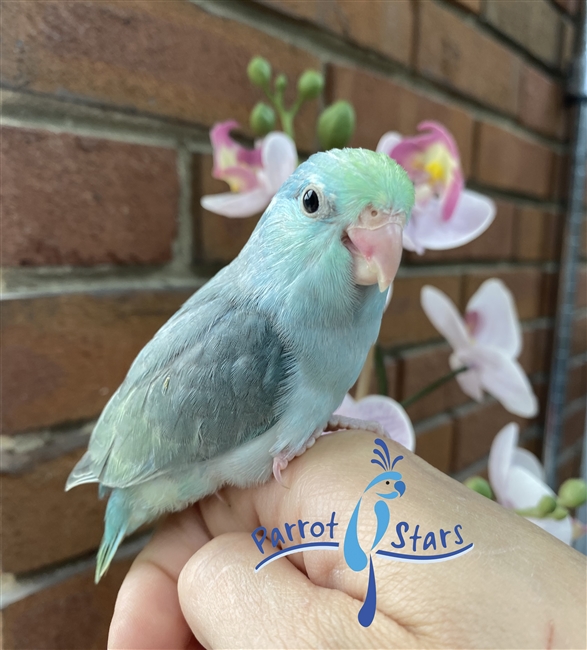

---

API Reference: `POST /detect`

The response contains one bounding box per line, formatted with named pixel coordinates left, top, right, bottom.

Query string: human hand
left=108, top=431, right=586, bottom=649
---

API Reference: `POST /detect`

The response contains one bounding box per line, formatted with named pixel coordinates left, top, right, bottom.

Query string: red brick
left=2, top=289, right=192, bottom=434
left=407, top=199, right=515, bottom=263
left=415, top=418, right=454, bottom=473
left=567, top=360, right=587, bottom=403
left=0, top=1, right=319, bottom=150
left=369, top=355, right=400, bottom=400
left=519, top=325, right=553, bottom=375
left=1, top=558, right=132, bottom=650
left=1, top=128, right=178, bottom=267
left=561, top=20, right=577, bottom=71
left=521, top=434, right=543, bottom=460
left=1, top=449, right=106, bottom=573
left=571, top=314, right=587, bottom=355
left=452, top=401, right=526, bottom=472
left=257, top=0, right=413, bottom=66
left=475, top=122, right=555, bottom=199
left=462, top=268, right=544, bottom=320
left=194, top=154, right=260, bottom=265
left=417, top=1, right=521, bottom=114
left=554, top=0, right=580, bottom=14
left=351, top=354, right=399, bottom=400
left=399, top=345, right=470, bottom=422
left=541, top=270, right=560, bottom=318
left=450, top=0, right=482, bottom=12
left=518, top=65, right=567, bottom=139
left=514, top=207, right=563, bottom=262
left=563, top=404, right=586, bottom=448
left=551, top=154, right=569, bottom=201
left=379, top=274, right=462, bottom=347
left=484, top=0, right=561, bottom=66
left=326, top=65, right=475, bottom=176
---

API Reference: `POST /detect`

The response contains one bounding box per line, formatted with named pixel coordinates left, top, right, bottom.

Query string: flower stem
left=401, top=366, right=468, bottom=409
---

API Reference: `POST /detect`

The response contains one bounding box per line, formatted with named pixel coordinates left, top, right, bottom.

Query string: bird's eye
left=385, top=481, right=390, bottom=485
left=302, top=188, right=320, bottom=214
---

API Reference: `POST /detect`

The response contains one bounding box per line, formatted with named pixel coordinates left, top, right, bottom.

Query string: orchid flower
left=377, top=121, right=495, bottom=255
left=200, top=120, right=297, bottom=218
left=421, top=279, right=538, bottom=418
left=489, top=423, right=573, bottom=544
left=333, top=394, right=415, bottom=452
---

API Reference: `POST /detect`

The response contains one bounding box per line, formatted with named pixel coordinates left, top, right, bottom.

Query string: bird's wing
left=68, top=293, right=293, bottom=490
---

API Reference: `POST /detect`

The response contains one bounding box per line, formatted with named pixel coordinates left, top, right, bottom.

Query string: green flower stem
left=258, top=80, right=300, bottom=141
left=401, top=366, right=469, bottom=409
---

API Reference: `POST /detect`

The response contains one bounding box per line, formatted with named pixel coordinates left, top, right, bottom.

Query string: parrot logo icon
left=343, top=438, right=405, bottom=628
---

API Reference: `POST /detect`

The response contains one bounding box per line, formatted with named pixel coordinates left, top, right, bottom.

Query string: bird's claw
left=324, top=415, right=385, bottom=437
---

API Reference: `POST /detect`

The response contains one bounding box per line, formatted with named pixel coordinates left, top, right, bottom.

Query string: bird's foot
left=272, top=417, right=386, bottom=485
left=324, top=415, right=385, bottom=437
left=272, top=425, right=324, bottom=486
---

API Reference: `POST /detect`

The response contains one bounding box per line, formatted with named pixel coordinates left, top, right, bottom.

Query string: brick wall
left=1, top=0, right=585, bottom=645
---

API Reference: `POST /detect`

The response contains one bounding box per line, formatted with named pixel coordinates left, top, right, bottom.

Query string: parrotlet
left=66, top=148, right=414, bottom=582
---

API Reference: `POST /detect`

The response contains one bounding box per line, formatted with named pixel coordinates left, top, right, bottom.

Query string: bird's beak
left=345, top=207, right=406, bottom=292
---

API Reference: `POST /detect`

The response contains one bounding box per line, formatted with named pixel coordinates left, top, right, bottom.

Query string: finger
left=178, top=532, right=416, bottom=649
left=108, top=508, right=210, bottom=650
left=200, top=431, right=417, bottom=600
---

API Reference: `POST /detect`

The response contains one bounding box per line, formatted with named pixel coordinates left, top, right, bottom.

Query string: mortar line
left=169, top=145, right=194, bottom=273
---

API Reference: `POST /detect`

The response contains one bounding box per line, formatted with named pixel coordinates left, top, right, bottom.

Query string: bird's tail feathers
left=65, top=452, right=99, bottom=491
left=95, top=489, right=130, bottom=583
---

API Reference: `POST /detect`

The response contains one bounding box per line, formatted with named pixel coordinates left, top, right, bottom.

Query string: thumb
left=177, top=532, right=409, bottom=649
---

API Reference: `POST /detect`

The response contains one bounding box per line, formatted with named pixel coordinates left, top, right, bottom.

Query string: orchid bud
left=247, top=57, right=271, bottom=87
left=318, top=100, right=355, bottom=150
left=298, top=70, right=324, bottom=100
left=535, top=495, right=557, bottom=517
left=464, top=476, right=493, bottom=499
left=275, top=73, right=287, bottom=93
left=550, top=505, right=570, bottom=520
left=557, top=478, right=587, bottom=509
left=250, top=102, right=276, bottom=136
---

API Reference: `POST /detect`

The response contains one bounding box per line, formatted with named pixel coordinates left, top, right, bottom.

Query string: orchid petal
left=417, top=121, right=460, bottom=159
left=389, top=121, right=459, bottom=172
left=472, top=347, right=538, bottom=417
left=376, top=131, right=403, bottom=155
left=466, top=279, right=521, bottom=358
left=405, top=190, right=495, bottom=252
left=506, top=465, right=554, bottom=510
left=488, top=423, right=519, bottom=506
left=512, top=447, right=546, bottom=482
left=210, top=121, right=262, bottom=187
left=421, top=286, right=470, bottom=351
left=261, top=132, right=298, bottom=192
left=450, top=351, right=484, bottom=401
left=528, top=515, right=574, bottom=545
left=334, top=395, right=415, bottom=452
left=200, top=187, right=270, bottom=218
left=441, top=170, right=464, bottom=221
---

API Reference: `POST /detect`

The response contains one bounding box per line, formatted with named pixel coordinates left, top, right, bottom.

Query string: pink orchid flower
left=377, top=121, right=495, bottom=255
left=333, top=394, right=415, bottom=452
left=421, top=279, right=538, bottom=418
left=200, top=120, right=297, bottom=218
left=489, top=423, right=573, bottom=545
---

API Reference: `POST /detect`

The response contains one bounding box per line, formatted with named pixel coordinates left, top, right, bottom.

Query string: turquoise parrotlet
left=66, top=148, right=415, bottom=582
